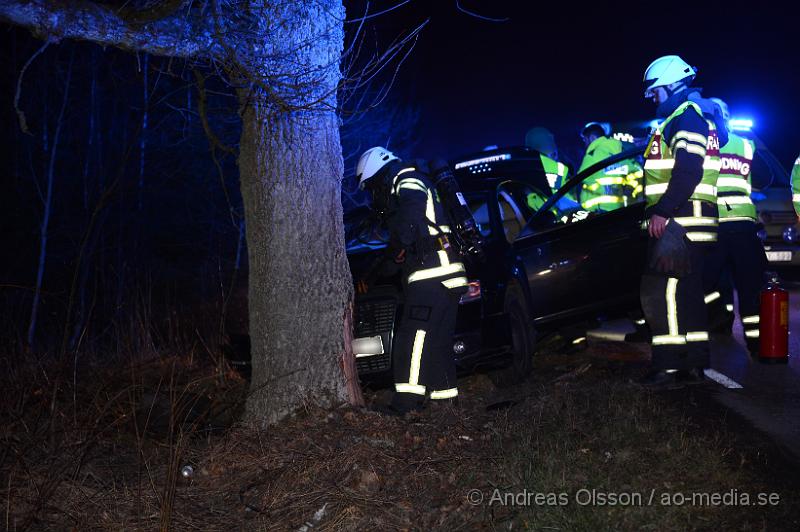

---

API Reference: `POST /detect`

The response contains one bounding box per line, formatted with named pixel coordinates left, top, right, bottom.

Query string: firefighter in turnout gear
left=702, top=98, right=767, bottom=356
left=638, top=55, right=725, bottom=388
left=578, top=122, right=644, bottom=212
left=356, top=147, right=469, bottom=415
left=792, top=153, right=800, bottom=217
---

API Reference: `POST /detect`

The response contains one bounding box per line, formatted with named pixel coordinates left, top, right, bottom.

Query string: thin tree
left=2, top=1, right=361, bottom=424
left=26, top=48, right=73, bottom=346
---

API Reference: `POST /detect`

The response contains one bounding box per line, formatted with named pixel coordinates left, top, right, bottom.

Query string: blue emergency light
left=729, top=118, right=753, bottom=132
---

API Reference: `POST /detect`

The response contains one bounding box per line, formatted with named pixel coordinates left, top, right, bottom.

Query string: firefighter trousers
left=392, top=277, right=465, bottom=409
left=640, top=240, right=710, bottom=371
left=703, top=220, right=767, bottom=353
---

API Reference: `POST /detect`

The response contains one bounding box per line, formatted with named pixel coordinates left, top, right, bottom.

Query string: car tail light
left=459, top=280, right=481, bottom=304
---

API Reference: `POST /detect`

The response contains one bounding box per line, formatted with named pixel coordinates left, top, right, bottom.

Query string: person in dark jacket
left=356, top=147, right=468, bottom=415
left=702, top=97, right=766, bottom=355
left=638, top=55, right=725, bottom=388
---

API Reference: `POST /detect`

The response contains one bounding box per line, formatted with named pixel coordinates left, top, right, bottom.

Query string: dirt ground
left=3, top=343, right=800, bottom=531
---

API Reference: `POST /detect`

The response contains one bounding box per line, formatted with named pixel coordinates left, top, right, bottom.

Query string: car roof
left=450, top=146, right=552, bottom=194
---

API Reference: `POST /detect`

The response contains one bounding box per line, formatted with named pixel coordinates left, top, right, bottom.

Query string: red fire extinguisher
left=759, top=274, right=789, bottom=363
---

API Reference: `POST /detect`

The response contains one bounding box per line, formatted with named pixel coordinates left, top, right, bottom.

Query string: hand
left=648, top=214, right=669, bottom=239
left=356, top=280, right=369, bottom=294
left=393, top=248, right=406, bottom=264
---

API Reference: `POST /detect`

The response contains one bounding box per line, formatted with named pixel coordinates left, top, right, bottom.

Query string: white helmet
left=709, top=97, right=730, bottom=123
left=643, top=55, right=696, bottom=92
left=356, top=146, right=398, bottom=189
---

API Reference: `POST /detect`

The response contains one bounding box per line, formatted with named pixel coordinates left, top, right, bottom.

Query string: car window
left=750, top=152, right=773, bottom=190
left=521, top=146, right=645, bottom=236
left=466, top=196, right=492, bottom=238
left=553, top=180, right=586, bottom=224
left=577, top=155, right=645, bottom=214
left=496, top=181, right=544, bottom=242
left=498, top=192, right=524, bottom=242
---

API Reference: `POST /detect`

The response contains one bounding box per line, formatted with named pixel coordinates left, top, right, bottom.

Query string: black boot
left=676, top=367, right=705, bottom=385
left=709, top=311, right=734, bottom=335
left=372, top=394, right=424, bottom=417
left=635, top=369, right=682, bottom=389
left=746, top=340, right=760, bottom=359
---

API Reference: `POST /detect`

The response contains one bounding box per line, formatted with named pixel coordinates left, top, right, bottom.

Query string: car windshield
left=346, top=146, right=649, bottom=248
left=344, top=191, right=494, bottom=251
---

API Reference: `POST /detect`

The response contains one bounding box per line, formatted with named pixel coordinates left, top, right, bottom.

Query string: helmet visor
left=643, top=80, right=659, bottom=99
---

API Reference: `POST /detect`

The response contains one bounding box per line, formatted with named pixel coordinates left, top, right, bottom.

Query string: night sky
left=360, top=0, right=800, bottom=169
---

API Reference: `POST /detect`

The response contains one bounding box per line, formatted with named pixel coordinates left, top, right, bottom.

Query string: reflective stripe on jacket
left=644, top=101, right=721, bottom=207
left=717, top=132, right=756, bottom=222
left=579, top=136, right=643, bottom=212
left=644, top=101, right=721, bottom=242
left=541, top=154, right=569, bottom=193
left=389, top=168, right=466, bottom=289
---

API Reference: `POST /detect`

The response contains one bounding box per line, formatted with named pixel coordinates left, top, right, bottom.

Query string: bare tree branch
left=0, top=0, right=220, bottom=59
left=340, top=18, right=428, bottom=113
left=14, top=38, right=50, bottom=135
left=344, top=0, right=414, bottom=23
left=193, top=69, right=236, bottom=155
left=456, top=0, right=509, bottom=22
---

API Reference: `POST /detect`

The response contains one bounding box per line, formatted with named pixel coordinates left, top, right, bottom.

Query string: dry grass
left=0, top=352, right=245, bottom=531
left=2, top=343, right=799, bottom=531
left=488, top=380, right=796, bottom=530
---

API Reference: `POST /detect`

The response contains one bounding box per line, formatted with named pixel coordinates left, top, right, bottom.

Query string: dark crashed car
left=346, top=146, right=649, bottom=385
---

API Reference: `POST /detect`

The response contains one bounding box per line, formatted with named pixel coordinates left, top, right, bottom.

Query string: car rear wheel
left=490, top=296, right=535, bottom=388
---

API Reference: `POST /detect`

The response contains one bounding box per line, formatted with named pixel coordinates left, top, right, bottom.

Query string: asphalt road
left=587, top=284, right=800, bottom=462
left=708, top=284, right=800, bottom=462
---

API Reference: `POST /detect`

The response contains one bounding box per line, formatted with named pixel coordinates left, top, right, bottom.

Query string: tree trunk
left=239, top=91, right=358, bottom=425
left=138, top=52, right=148, bottom=211
left=28, top=51, right=73, bottom=347
left=238, top=2, right=360, bottom=425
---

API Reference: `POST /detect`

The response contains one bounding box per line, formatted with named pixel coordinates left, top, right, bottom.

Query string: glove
left=648, top=220, right=692, bottom=277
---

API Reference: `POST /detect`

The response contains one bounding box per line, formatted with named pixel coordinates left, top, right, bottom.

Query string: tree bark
left=238, top=92, right=356, bottom=425
left=0, top=0, right=217, bottom=58
left=237, top=1, right=359, bottom=425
